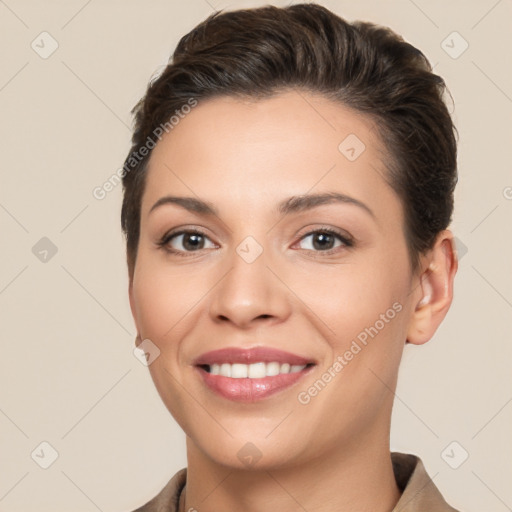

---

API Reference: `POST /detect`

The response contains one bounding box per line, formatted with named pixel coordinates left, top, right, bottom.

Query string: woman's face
left=129, top=90, right=424, bottom=469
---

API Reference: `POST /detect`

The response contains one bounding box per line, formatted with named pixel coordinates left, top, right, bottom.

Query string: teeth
left=220, top=363, right=231, bottom=377
left=231, top=363, right=248, bottom=378
left=207, top=362, right=308, bottom=378
left=266, top=361, right=280, bottom=376
left=248, top=362, right=266, bottom=378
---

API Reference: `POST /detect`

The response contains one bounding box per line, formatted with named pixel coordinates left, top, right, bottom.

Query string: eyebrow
left=149, top=192, right=375, bottom=220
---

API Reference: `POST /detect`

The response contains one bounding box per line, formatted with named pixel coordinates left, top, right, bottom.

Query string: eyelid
left=295, top=225, right=354, bottom=243
left=157, top=224, right=354, bottom=258
left=155, top=227, right=214, bottom=258
left=292, top=226, right=354, bottom=254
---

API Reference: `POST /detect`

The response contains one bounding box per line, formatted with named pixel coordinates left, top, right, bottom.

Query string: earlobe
left=406, top=230, right=458, bottom=346
left=407, top=273, right=433, bottom=345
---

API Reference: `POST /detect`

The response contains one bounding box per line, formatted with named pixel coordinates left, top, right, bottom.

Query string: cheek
left=288, top=257, right=405, bottom=336
left=132, top=253, right=208, bottom=340
left=131, top=257, right=203, bottom=430
left=291, top=258, right=409, bottom=395
left=296, top=265, right=407, bottom=427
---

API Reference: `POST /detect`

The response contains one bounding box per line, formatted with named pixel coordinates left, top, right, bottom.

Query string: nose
left=208, top=242, right=292, bottom=329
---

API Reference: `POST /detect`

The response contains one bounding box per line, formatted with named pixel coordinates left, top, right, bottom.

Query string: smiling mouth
left=199, top=361, right=316, bottom=378
left=193, top=346, right=317, bottom=401
left=196, top=361, right=316, bottom=402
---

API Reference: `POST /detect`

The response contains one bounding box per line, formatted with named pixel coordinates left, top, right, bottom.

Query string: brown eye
left=297, top=229, right=353, bottom=252
left=159, top=229, right=216, bottom=254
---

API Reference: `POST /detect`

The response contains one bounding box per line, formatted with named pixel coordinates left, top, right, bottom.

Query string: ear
left=406, top=229, right=458, bottom=345
left=129, top=279, right=142, bottom=348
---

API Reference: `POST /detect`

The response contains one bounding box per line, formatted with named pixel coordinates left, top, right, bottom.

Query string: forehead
left=141, top=90, right=400, bottom=224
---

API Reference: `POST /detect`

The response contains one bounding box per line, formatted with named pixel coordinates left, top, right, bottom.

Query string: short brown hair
left=121, top=3, right=458, bottom=279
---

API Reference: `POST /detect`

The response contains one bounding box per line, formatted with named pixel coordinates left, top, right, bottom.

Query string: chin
left=189, top=428, right=311, bottom=471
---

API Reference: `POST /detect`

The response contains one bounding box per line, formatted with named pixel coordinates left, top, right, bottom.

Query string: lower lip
left=196, top=366, right=314, bottom=402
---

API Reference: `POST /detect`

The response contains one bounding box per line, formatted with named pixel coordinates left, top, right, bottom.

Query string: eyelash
left=156, top=227, right=354, bottom=258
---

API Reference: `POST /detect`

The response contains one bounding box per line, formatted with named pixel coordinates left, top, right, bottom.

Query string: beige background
left=0, top=0, right=511, bottom=510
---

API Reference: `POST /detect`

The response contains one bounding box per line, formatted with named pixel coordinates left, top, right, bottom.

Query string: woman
left=121, top=4, right=460, bottom=511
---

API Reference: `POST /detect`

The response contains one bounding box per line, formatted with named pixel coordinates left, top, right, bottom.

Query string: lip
left=193, top=346, right=315, bottom=366
left=193, top=346, right=316, bottom=403
left=196, top=365, right=315, bottom=402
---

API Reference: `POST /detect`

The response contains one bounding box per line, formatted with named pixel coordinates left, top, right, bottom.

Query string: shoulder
left=125, top=456, right=462, bottom=512
left=127, top=468, right=187, bottom=512
left=391, top=452, right=461, bottom=512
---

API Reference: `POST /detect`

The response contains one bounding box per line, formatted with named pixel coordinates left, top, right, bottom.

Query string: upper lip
left=193, top=347, right=316, bottom=366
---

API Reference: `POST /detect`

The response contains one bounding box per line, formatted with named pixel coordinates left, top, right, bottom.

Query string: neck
left=182, top=431, right=401, bottom=512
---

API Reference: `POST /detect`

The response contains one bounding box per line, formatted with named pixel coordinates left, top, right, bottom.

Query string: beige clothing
left=130, top=452, right=460, bottom=511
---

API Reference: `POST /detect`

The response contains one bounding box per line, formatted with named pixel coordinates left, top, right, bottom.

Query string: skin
left=129, top=90, right=457, bottom=512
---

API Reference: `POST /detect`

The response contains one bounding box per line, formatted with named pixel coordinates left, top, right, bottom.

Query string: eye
left=157, top=227, right=353, bottom=257
left=296, top=228, right=353, bottom=253
left=157, top=229, right=216, bottom=255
